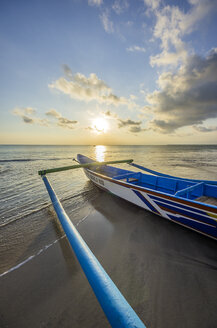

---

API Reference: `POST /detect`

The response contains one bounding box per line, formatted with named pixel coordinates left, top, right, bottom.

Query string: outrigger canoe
left=77, top=154, right=217, bottom=241
left=38, top=154, right=216, bottom=327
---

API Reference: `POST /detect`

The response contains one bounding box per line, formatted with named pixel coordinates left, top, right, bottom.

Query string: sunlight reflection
left=95, top=145, right=106, bottom=162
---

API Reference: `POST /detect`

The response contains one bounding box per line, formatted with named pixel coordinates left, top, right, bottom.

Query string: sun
left=92, top=117, right=109, bottom=134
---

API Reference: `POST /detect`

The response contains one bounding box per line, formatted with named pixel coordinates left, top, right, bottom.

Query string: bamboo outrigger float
left=38, top=159, right=133, bottom=176
left=39, top=159, right=146, bottom=328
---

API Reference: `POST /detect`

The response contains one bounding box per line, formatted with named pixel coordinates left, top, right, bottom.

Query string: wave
left=0, top=167, right=11, bottom=174
left=0, top=159, right=38, bottom=162
left=0, top=188, right=94, bottom=228
left=0, top=157, right=72, bottom=163
left=171, top=162, right=217, bottom=168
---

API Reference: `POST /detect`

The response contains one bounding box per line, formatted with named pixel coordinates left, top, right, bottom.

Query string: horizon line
left=1, top=144, right=217, bottom=146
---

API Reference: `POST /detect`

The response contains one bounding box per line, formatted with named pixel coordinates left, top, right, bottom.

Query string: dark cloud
left=117, top=118, right=146, bottom=133
left=151, top=119, right=180, bottom=134
left=102, top=110, right=118, bottom=119
left=118, top=119, right=141, bottom=128
left=105, top=110, right=112, bottom=116
left=22, top=116, right=34, bottom=124
left=129, top=126, right=147, bottom=133
left=62, top=64, right=73, bottom=80
left=147, top=49, right=217, bottom=133
left=57, top=117, right=77, bottom=129
left=99, top=111, right=146, bottom=133
left=13, top=107, right=77, bottom=129
left=13, top=108, right=49, bottom=126
left=193, top=125, right=217, bottom=133
left=46, top=109, right=77, bottom=129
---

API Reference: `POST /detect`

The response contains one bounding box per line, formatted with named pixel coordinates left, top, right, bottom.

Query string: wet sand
left=1, top=191, right=217, bottom=328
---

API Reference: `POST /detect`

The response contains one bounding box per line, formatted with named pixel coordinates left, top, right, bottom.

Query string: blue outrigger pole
left=39, top=160, right=146, bottom=328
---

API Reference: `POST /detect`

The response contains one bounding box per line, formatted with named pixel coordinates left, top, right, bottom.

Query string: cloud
left=146, top=49, right=217, bottom=133
left=150, top=119, right=179, bottom=134
left=112, top=0, right=129, bottom=14
left=129, top=126, right=147, bottom=133
left=62, top=64, right=73, bottom=80
left=146, top=0, right=217, bottom=67
left=127, top=46, right=146, bottom=53
left=88, top=0, right=103, bottom=6
left=49, top=70, right=134, bottom=107
left=98, top=110, right=146, bottom=133
left=46, top=109, right=62, bottom=118
left=104, top=110, right=113, bottom=117
left=85, top=126, right=94, bottom=131
left=118, top=118, right=142, bottom=128
left=105, top=109, right=147, bottom=132
left=57, top=117, right=77, bottom=129
left=118, top=118, right=147, bottom=133
left=22, top=116, right=35, bottom=124
left=144, top=0, right=160, bottom=11
left=193, top=125, right=217, bottom=133
left=46, top=109, right=77, bottom=129
left=13, top=107, right=77, bottom=129
left=100, top=12, right=114, bottom=33
left=23, top=107, right=36, bottom=115
left=150, top=49, right=187, bottom=67
left=13, top=108, right=49, bottom=126
left=36, top=118, right=50, bottom=127
left=102, top=110, right=118, bottom=119
left=13, top=107, right=36, bottom=116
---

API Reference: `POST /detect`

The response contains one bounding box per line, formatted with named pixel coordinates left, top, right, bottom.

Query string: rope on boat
left=42, top=175, right=146, bottom=328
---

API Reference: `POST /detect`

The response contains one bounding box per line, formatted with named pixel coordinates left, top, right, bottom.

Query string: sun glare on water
left=92, top=117, right=109, bottom=134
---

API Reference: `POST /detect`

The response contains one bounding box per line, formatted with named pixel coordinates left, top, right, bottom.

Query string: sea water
left=0, top=144, right=217, bottom=274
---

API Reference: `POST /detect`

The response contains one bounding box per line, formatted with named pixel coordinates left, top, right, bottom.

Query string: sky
left=0, top=0, right=217, bottom=145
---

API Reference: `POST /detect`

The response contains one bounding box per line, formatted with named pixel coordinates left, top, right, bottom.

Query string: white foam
left=0, top=213, right=91, bottom=278
left=0, top=235, right=65, bottom=278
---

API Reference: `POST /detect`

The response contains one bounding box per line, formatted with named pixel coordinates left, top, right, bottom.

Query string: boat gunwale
left=84, top=168, right=217, bottom=241
left=84, top=168, right=217, bottom=214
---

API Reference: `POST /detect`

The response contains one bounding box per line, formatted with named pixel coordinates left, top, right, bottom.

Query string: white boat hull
left=84, top=168, right=217, bottom=241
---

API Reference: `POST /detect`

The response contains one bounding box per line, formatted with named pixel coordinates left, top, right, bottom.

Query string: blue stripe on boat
left=149, top=194, right=211, bottom=215
left=168, top=214, right=217, bottom=236
left=133, top=190, right=159, bottom=214
left=153, top=200, right=216, bottom=227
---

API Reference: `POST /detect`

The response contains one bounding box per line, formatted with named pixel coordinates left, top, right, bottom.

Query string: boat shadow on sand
left=74, top=185, right=217, bottom=328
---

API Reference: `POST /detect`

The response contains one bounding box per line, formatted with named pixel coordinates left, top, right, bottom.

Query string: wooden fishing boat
left=77, top=154, right=217, bottom=241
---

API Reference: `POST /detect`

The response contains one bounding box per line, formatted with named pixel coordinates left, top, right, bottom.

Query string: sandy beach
left=1, top=189, right=217, bottom=328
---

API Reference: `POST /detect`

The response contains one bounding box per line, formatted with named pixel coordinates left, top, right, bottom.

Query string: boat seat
left=196, top=196, right=217, bottom=206
left=175, top=182, right=204, bottom=198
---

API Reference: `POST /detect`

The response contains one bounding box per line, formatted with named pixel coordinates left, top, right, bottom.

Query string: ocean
left=1, top=145, right=217, bottom=228
left=1, top=145, right=217, bottom=328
